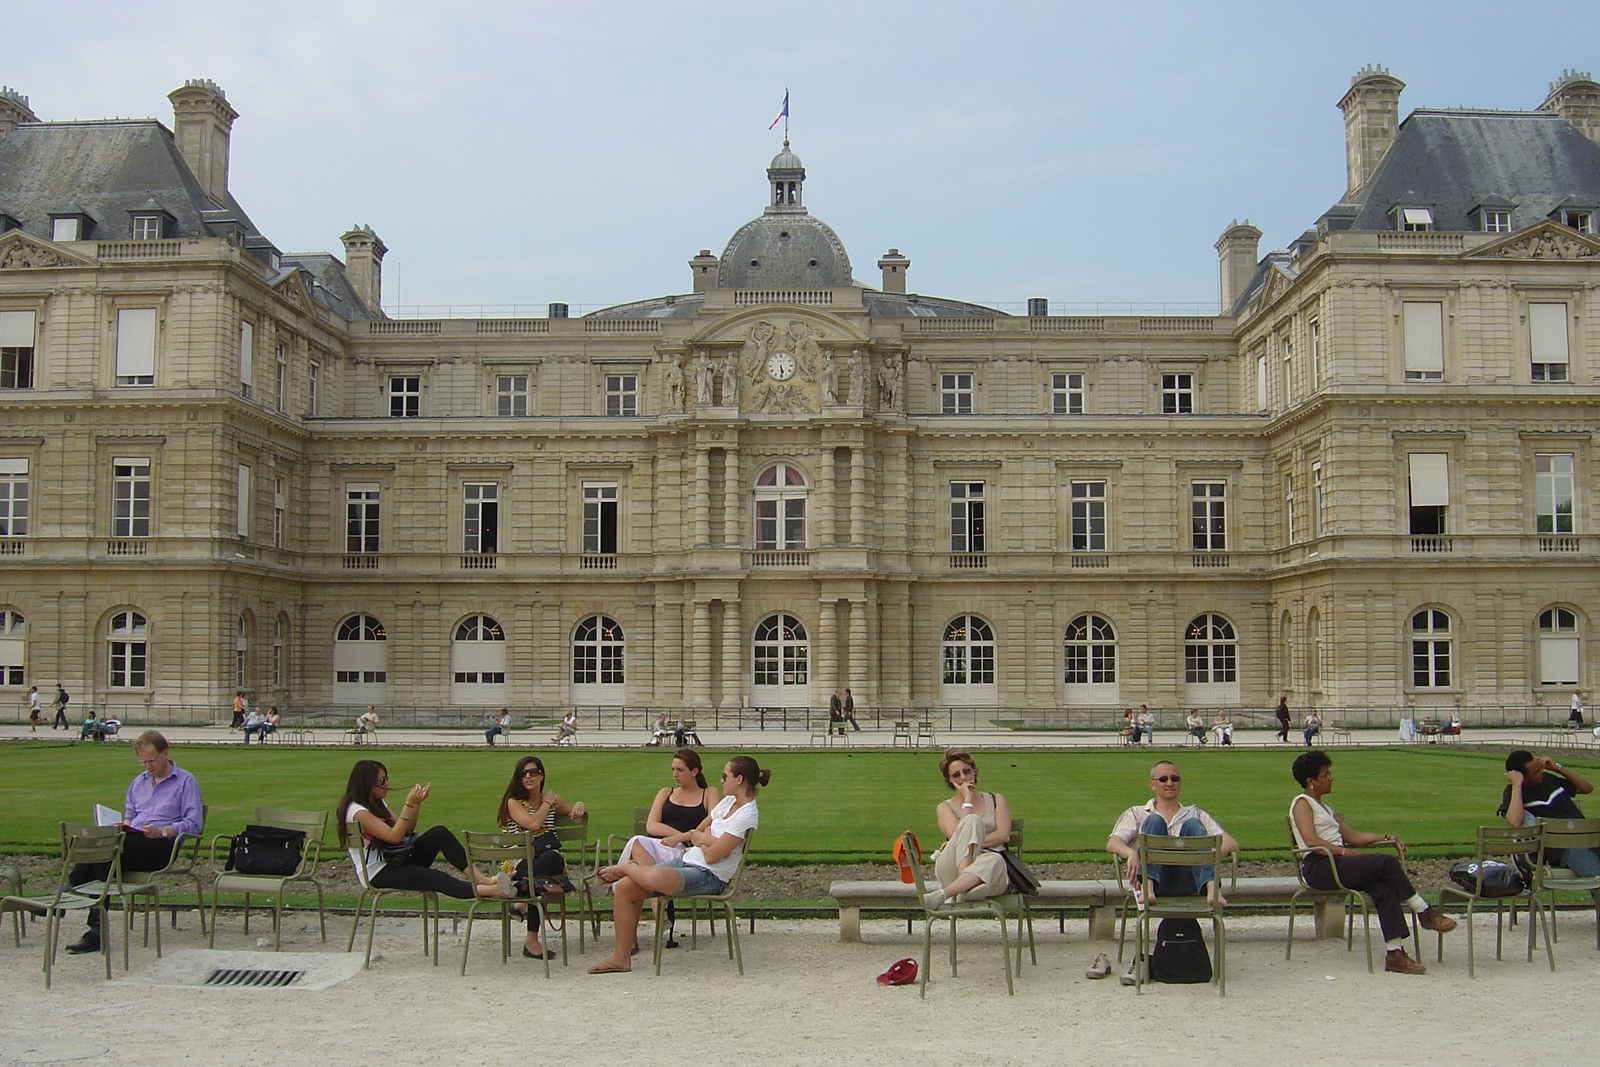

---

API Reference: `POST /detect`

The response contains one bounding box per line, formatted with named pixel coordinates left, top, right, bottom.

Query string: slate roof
left=0, top=118, right=374, bottom=319
left=1331, top=109, right=1600, bottom=232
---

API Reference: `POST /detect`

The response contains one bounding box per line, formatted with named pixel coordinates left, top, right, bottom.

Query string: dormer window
left=50, top=213, right=92, bottom=242
left=130, top=215, right=165, bottom=240
left=0, top=213, right=18, bottom=234
left=1559, top=209, right=1594, bottom=233
left=1397, top=207, right=1433, bottom=232
left=1481, top=210, right=1511, bottom=233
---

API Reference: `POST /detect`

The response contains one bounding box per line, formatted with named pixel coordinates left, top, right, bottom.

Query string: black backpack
left=1147, top=917, right=1212, bottom=984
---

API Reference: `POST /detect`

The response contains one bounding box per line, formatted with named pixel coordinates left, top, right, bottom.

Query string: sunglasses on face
left=1153, top=775, right=1181, bottom=784
left=521, top=768, right=543, bottom=777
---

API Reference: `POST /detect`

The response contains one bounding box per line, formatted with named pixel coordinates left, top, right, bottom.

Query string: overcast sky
left=8, top=1, right=1597, bottom=315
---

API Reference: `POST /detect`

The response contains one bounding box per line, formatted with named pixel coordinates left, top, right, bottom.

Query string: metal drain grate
left=203, top=967, right=305, bottom=988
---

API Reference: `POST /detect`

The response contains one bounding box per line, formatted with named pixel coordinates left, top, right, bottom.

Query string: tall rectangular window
left=1407, top=453, right=1449, bottom=535
left=1281, top=336, right=1293, bottom=405
left=388, top=376, right=420, bottom=417
left=272, top=478, right=285, bottom=548
left=1529, top=302, right=1570, bottom=382
left=1190, top=481, right=1226, bottom=551
left=1311, top=462, right=1324, bottom=538
left=274, top=343, right=287, bottom=411
left=1284, top=473, right=1296, bottom=544
left=1308, top=318, right=1321, bottom=389
left=1402, top=301, right=1444, bottom=381
left=1536, top=454, right=1575, bottom=534
left=949, top=482, right=985, bottom=552
left=0, top=458, right=27, bottom=537
left=464, top=482, right=499, bottom=553
left=1070, top=480, right=1106, bottom=551
left=605, top=375, right=637, bottom=416
left=345, top=484, right=380, bottom=553
left=1255, top=355, right=1268, bottom=409
left=1160, top=373, right=1193, bottom=414
left=236, top=464, right=251, bottom=538
left=238, top=320, right=254, bottom=397
left=0, top=310, right=36, bottom=389
left=940, top=373, right=973, bottom=414
left=1050, top=372, right=1083, bottom=414
left=112, top=458, right=151, bottom=537
left=307, top=360, right=320, bottom=415
left=496, top=375, right=529, bottom=416
left=115, top=308, right=156, bottom=386
left=582, top=482, right=619, bottom=554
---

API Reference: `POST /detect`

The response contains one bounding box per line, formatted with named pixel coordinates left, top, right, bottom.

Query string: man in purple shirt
left=66, top=730, right=204, bottom=955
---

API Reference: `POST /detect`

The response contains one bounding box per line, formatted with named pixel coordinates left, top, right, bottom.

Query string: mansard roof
left=1336, top=109, right=1600, bottom=231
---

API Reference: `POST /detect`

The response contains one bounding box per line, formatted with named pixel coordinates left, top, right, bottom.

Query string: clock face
left=766, top=352, right=796, bottom=381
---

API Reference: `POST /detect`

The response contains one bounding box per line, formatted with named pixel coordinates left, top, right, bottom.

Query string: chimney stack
left=1214, top=220, right=1262, bottom=314
left=877, top=248, right=909, bottom=294
left=0, top=86, right=39, bottom=142
left=1337, top=65, right=1404, bottom=198
left=689, top=249, right=718, bottom=293
left=168, top=79, right=238, bottom=206
left=1539, top=70, right=1600, bottom=147
left=340, top=225, right=388, bottom=316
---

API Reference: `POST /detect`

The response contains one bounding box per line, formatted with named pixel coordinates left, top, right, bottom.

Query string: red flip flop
left=876, top=958, right=918, bottom=986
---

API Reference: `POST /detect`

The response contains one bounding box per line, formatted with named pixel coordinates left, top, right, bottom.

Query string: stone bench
left=828, top=874, right=1356, bottom=942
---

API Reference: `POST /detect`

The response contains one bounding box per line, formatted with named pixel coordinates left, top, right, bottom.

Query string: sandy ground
left=3, top=904, right=1596, bottom=1067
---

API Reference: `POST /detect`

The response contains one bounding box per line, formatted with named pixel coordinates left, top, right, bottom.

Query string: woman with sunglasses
left=495, top=755, right=586, bottom=959
left=587, top=755, right=768, bottom=974
left=335, top=759, right=509, bottom=901
left=921, top=748, right=1011, bottom=910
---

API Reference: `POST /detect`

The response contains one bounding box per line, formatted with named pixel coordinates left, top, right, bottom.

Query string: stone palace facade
left=1, top=68, right=1597, bottom=717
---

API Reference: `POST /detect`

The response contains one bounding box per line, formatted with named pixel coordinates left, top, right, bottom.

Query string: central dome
left=717, top=140, right=853, bottom=289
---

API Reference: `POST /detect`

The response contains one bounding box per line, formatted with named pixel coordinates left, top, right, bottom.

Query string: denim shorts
left=661, top=857, right=727, bottom=896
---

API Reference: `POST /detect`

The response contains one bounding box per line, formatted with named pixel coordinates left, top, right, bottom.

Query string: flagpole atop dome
left=768, top=89, right=789, bottom=138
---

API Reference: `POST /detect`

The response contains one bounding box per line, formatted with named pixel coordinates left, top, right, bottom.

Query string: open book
left=94, top=804, right=122, bottom=827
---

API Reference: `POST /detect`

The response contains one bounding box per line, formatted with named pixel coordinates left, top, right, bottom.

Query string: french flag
left=767, top=91, right=789, bottom=131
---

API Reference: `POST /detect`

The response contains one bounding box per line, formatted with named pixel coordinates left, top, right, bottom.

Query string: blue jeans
left=1140, top=813, right=1214, bottom=896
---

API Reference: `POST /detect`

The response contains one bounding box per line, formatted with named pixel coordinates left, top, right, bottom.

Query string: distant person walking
left=1570, top=691, right=1585, bottom=728
left=230, top=690, right=248, bottom=732
left=842, top=688, right=860, bottom=731
left=26, top=685, right=42, bottom=731
left=1274, top=695, right=1291, bottom=743
left=51, top=684, right=70, bottom=730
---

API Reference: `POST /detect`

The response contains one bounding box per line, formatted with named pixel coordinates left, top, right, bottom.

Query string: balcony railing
left=947, top=553, right=987, bottom=569
left=460, top=554, right=497, bottom=569
left=749, top=551, right=810, bottom=567
left=579, top=554, right=617, bottom=569
left=1539, top=536, right=1580, bottom=553
left=1410, top=536, right=1453, bottom=553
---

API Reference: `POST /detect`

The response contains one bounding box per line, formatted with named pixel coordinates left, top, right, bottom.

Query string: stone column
left=690, top=599, right=713, bottom=706
left=694, top=448, right=711, bottom=547
left=722, top=448, right=741, bottom=547
left=816, top=449, right=835, bottom=547
left=850, top=447, right=866, bottom=545
left=848, top=597, right=869, bottom=701
left=720, top=599, right=742, bottom=709
left=816, top=599, right=838, bottom=703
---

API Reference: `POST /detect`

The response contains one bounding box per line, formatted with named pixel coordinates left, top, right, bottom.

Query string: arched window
left=1537, top=608, right=1579, bottom=686
left=1064, top=615, right=1116, bottom=684
left=451, top=614, right=506, bottom=705
left=942, top=616, right=995, bottom=686
left=753, top=464, right=807, bottom=550
left=1410, top=610, right=1451, bottom=688
left=0, top=609, right=25, bottom=686
left=572, top=616, right=624, bottom=684
left=334, top=614, right=388, bottom=701
left=109, top=611, right=148, bottom=688
left=1184, top=614, right=1237, bottom=683
left=751, top=614, right=808, bottom=700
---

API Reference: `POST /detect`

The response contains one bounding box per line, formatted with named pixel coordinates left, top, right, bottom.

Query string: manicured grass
left=1, top=742, right=1586, bottom=863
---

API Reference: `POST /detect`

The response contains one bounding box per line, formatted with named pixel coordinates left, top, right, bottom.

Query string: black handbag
left=997, top=847, right=1041, bottom=896
left=1447, top=858, right=1526, bottom=897
left=226, top=825, right=307, bottom=875
left=531, top=830, right=562, bottom=856
left=378, top=832, right=417, bottom=865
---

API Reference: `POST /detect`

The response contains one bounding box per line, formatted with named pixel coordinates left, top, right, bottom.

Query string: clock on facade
left=765, top=351, right=796, bottom=381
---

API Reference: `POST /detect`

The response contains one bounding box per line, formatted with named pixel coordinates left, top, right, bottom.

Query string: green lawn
left=4, top=743, right=1582, bottom=864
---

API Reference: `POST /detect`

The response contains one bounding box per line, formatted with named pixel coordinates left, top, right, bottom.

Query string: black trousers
left=1302, top=851, right=1417, bottom=943
left=369, top=825, right=477, bottom=899
left=69, top=830, right=176, bottom=930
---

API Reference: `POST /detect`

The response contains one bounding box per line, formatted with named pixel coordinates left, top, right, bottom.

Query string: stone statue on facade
left=692, top=352, right=715, bottom=405
left=877, top=357, right=902, bottom=410
left=787, top=320, right=823, bottom=381
left=847, top=349, right=866, bottom=405
left=741, top=320, right=775, bottom=383
left=821, top=352, right=839, bottom=405
left=662, top=358, right=685, bottom=412
left=720, top=353, right=740, bottom=406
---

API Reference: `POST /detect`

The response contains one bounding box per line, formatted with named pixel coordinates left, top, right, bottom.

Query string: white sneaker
left=1119, top=960, right=1139, bottom=986
left=1085, top=952, right=1112, bottom=979
left=921, top=887, right=947, bottom=910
